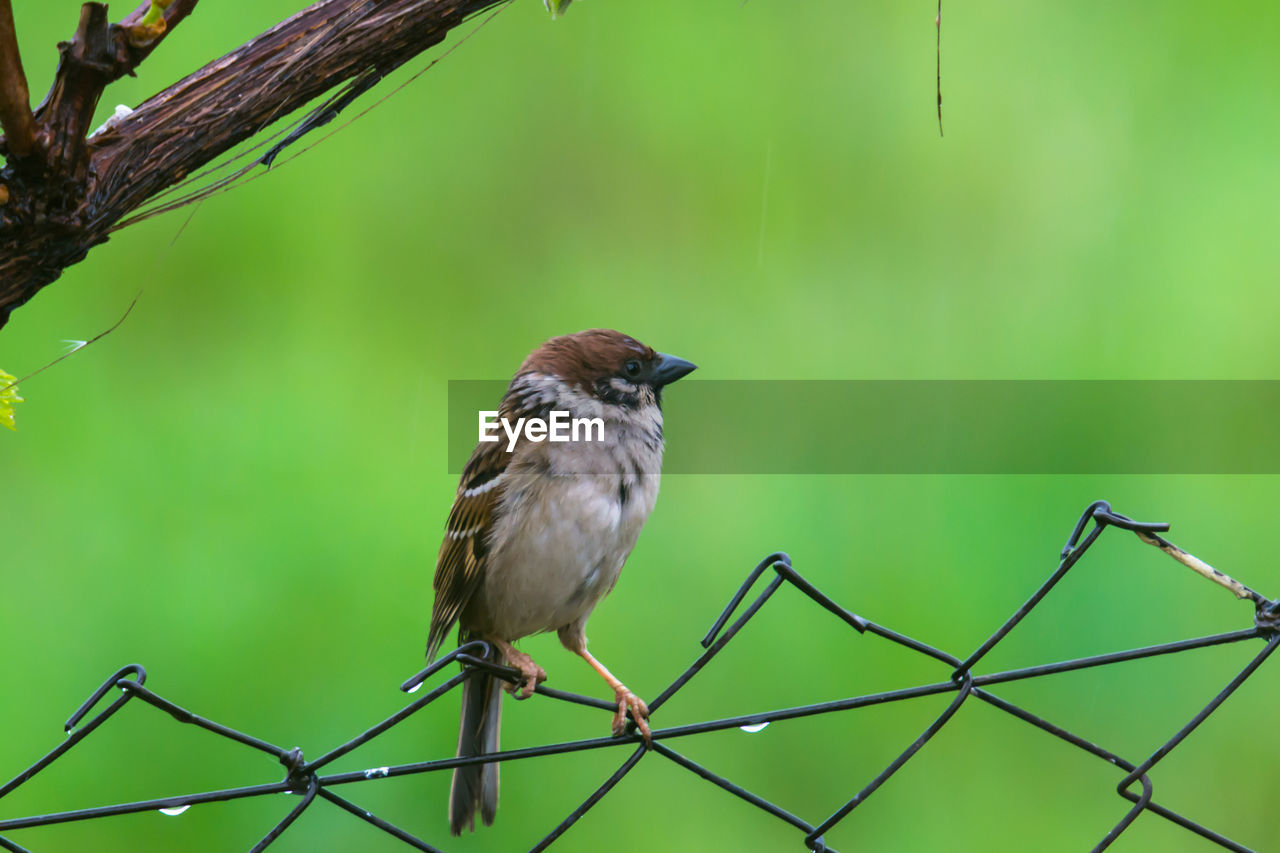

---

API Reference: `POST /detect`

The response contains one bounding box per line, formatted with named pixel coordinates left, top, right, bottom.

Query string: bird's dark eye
left=623, top=360, right=642, bottom=379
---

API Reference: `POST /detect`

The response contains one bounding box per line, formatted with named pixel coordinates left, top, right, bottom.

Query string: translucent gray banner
left=447, top=380, right=1280, bottom=474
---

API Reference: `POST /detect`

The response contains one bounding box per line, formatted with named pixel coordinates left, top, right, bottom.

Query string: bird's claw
left=501, top=653, right=546, bottom=700
left=612, top=689, right=651, bottom=744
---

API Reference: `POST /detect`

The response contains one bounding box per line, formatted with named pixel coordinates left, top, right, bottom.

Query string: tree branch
left=0, top=0, right=36, bottom=160
left=0, top=0, right=504, bottom=330
left=110, top=0, right=201, bottom=86
left=10, top=1, right=198, bottom=181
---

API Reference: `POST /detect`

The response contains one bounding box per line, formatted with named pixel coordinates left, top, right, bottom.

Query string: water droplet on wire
left=739, top=722, right=770, bottom=734
left=158, top=805, right=190, bottom=816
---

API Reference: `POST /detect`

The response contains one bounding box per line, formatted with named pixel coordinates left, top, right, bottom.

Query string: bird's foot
left=612, top=687, right=651, bottom=744
left=500, top=647, right=546, bottom=700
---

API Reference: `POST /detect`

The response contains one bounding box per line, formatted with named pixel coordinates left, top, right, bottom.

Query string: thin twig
left=1136, top=531, right=1265, bottom=605
left=0, top=291, right=141, bottom=395
left=0, top=196, right=199, bottom=395
left=936, top=0, right=943, bottom=137
left=0, top=0, right=36, bottom=158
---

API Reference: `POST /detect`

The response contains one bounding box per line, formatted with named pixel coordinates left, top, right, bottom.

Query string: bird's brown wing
left=426, top=376, right=555, bottom=661
left=427, top=439, right=507, bottom=661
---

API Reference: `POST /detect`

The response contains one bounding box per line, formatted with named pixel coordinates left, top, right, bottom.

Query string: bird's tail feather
left=449, top=664, right=502, bottom=834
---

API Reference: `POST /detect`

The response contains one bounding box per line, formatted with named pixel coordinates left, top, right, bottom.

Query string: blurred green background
left=4, top=1, right=1280, bottom=850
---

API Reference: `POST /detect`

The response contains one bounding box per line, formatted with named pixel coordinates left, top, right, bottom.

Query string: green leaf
left=0, top=369, right=23, bottom=432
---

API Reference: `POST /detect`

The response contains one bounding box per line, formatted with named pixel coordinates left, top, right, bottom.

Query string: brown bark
left=0, top=0, right=37, bottom=160
left=0, top=0, right=503, bottom=330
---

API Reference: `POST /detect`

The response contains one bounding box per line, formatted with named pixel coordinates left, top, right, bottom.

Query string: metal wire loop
left=62, top=663, right=146, bottom=733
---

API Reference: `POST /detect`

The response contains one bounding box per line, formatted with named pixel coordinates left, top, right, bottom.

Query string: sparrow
left=426, top=329, right=696, bottom=835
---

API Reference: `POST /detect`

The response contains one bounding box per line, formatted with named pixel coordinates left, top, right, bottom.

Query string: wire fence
left=2, top=500, right=1276, bottom=852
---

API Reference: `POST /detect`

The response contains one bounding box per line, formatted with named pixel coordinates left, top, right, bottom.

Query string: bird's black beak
left=652, top=353, right=697, bottom=387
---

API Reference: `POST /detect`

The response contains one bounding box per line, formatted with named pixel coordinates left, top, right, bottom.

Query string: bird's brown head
left=520, top=329, right=696, bottom=409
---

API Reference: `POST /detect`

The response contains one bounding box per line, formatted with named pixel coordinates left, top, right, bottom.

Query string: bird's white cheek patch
left=608, top=377, right=638, bottom=395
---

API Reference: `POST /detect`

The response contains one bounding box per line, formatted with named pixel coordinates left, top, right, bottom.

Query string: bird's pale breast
left=465, top=415, right=663, bottom=642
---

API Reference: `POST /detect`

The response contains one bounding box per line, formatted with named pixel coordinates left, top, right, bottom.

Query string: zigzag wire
left=1, top=502, right=1274, bottom=852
